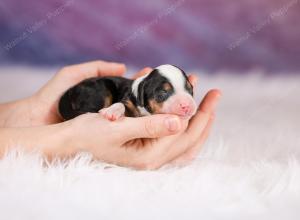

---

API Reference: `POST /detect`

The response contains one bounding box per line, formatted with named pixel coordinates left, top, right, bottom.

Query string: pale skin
left=0, top=60, right=221, bottom=169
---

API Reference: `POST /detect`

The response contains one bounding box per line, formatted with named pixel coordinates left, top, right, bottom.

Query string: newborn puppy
left=58, top=64, right=197, bottom=121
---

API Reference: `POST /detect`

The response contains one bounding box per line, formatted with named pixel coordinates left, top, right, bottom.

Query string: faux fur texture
left=0, top=67, right=300, bottom=220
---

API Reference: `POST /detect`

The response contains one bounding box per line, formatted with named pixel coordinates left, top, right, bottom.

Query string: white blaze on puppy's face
left=156, top=65, right=186, bottom=91
left=156, top=65, right=197, bottom=119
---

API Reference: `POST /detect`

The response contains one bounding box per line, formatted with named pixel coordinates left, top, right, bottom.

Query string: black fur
left=137, top=70, right=175, bottom=113
left=59, top=76, right=133, bottom=120
left=136, top=66, right=193, bottom=113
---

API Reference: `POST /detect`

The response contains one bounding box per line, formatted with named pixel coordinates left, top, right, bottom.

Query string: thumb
left=122, top=114, right=182, bottom=140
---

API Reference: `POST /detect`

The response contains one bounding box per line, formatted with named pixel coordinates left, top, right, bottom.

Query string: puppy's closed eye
left=155, top=90, right=169, bottom=102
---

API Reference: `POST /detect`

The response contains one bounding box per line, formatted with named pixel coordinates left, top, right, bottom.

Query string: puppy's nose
left=179, top=103, right=190, bottom=115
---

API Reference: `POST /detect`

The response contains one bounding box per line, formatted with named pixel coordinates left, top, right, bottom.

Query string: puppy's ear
left=137, top=80, right=145, bottom=106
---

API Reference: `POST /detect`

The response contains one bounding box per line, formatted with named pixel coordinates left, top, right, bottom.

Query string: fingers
left=142, top=116, right=208, bottom=169
left=120, top=114, right=183, bottom=141
left=186, top=89, right=221, bottom=135
left=37, top=61, right=126, bottom=111
left=132, top=67, right=153, bottom=79
left=166, top=90, right=220, bottom=167
left=195, top=113, right=215, bottom=147
left=170, top=115, right=215, bottom=166
left=188, top=74, right=198, bottom=87
left=59, top=60, right=126, bottom=82
left=198, top=89, right=221, bottom=113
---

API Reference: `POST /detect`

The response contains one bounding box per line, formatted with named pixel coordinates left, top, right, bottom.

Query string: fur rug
left=0, top=67, right=300, bottom=220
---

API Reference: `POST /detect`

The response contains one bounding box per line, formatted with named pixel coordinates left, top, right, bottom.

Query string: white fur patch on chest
left=138, top=106, right=151, bottom=116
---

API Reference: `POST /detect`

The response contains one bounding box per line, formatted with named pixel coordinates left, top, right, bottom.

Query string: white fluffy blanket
left=0, top=67, right=300, bottom=220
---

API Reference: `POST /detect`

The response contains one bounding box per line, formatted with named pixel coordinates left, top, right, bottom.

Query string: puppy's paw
left=99, top=103, right=125, bottom=121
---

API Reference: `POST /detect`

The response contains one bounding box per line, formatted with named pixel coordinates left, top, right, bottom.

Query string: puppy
left=58, top=64, right=197, bottom=121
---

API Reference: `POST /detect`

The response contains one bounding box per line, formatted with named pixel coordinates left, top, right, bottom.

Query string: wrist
left=0, top=97, right=34, bottom=127
left=0, top=122, right=77, bottom=160
left=36, top=122, right=77, bottom=159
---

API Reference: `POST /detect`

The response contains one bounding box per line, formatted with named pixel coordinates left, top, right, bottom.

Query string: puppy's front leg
left=99, top=102, right=125, bottom=121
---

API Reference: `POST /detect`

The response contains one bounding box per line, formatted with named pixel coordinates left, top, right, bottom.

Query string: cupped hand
left=0, top=60, right=221, bottom=169
left=33, top=62, right=221, bottom=169
left=58, top=89, right=220, bottom=169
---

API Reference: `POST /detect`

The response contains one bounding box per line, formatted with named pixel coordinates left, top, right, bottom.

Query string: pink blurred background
left=0, top=0, right=299, bottom=73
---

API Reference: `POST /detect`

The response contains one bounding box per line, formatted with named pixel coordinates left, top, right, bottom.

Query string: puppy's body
left=59, top=76, right=139, bottom=120
left=59, top=64, right=197, bottom=121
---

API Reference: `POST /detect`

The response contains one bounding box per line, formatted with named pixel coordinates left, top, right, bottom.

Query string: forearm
left=0, top=123, right=74, bottom=159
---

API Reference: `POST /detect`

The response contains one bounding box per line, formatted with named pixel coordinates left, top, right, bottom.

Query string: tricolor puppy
left=58, top=64, right=197, bottom=121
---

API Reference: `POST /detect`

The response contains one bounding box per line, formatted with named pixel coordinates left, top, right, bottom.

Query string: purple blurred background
left=0, top=0, right=299, bottom=73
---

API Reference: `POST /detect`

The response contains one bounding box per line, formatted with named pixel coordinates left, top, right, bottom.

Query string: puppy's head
left=132, top=64, right=197, bottom=119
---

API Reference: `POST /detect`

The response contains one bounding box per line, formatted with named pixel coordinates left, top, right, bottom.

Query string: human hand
left=0, top=60, right=221, bottom=169
left=56, top=89, right=220, bottom=169
left=127, top=67, right=216, bottom=167
left=0, top=60, right=154, bottom=127
left=30, top=61, right=127, bottom=125
left=0, top=88, right=219, bottom=169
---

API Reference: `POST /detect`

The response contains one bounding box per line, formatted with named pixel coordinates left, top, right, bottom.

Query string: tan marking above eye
left=163, top=82, right=172, bottom=91
left=148, top=98, right=163, bottom=114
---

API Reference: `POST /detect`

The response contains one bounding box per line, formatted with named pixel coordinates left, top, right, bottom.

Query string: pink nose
left=179, top=103, right=190, bottom=115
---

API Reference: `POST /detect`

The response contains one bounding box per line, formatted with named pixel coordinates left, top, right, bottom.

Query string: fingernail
left=212, top=91, right=222, bottom=109
left=194, top=76, right=199, bottom=84
left=145, top=68, right=153, bottom=73
left=215, top=90, right=222, bottom=98
left=165, top=116, right=180, bottom=132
